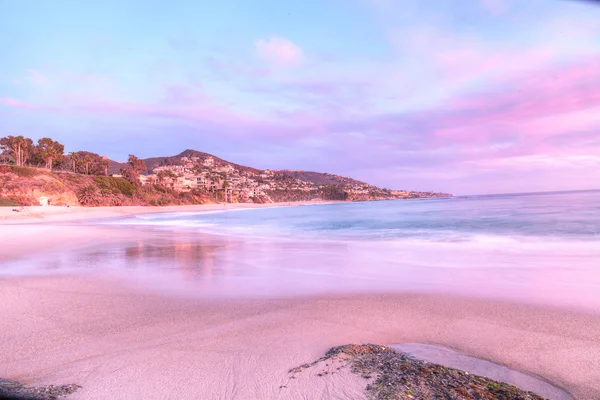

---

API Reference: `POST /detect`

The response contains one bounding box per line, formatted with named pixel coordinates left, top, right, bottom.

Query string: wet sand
left=392, top=343, right=572, bottom=399
left=1, top=275, right=600, bottom=399
left=1, top=213, right=600, bottom=399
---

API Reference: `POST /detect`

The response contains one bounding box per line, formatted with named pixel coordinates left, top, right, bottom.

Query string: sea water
left=120, top=189, right=600, bottom=243
left=6, top=190, right=600, bottom=310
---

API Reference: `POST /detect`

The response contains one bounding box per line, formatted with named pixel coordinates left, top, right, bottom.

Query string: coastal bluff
left=0, top=149, right=450, bottom=207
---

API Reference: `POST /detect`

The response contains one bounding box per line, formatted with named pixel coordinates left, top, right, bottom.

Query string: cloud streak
left=254, top=36, right=304, bottom=68
left=2, top=0, right=600, bottom=193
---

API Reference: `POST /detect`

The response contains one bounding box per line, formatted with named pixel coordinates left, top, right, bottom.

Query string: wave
left=100, top=216, right=600, bottom=250
left=96, top=191, right=600, bottom=248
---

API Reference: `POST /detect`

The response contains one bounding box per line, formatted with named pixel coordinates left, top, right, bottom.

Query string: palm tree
left=222, top=180, right=230, bottom=203
left=69, top=152, right=78, bottom=172
left=101, top=158, right=110, bottom=175
left=0, top=136, right=33, bottom=166
left=36, top=138, right=64, bottom=170
left=77, top=185, right=101, bottom=205
left=81, top=153, right=93, bottom=175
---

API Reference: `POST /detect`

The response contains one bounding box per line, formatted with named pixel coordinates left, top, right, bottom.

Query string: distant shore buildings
left=107, top=154, right=447, bottom=203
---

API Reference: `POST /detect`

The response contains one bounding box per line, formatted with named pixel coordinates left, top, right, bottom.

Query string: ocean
left=7, top=190, right=600, bottom=310
left=117, top=189, right=600, bottom=243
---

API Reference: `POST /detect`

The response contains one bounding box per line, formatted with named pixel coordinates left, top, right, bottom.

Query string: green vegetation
left=57, top=172, right=87, bottom=185
left=42, top=180, right=65, bottom=194
left=0, top=197, right=19, bottom=207
left=1, top=134, right=112, bottom=175
left=10, top=166, right=42, bottom=177
left=77, top=185, right=102, bottom=206
left=94, top=176, right=135, bottom=197
left=1, top=135, right=451, bottom=207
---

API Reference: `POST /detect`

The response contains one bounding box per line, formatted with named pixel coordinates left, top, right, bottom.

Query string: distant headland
left=1, top=136, right=451, bottom=207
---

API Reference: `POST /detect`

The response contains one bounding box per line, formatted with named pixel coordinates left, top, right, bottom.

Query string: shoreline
left=0, top=200, right=338, bottom=225
left=1, top=207, right=599, bottom=399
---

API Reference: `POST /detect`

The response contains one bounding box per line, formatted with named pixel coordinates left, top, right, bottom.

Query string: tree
left=77, top=185, right=102, bottom=206
left=100, top=157, right=110, bottom=176
left=18, top=137, right=33, bottom=166
left=128, top=154, right=147, bottom=174
left=0, top=138, right=11, bottom=164
left=81, top=152, right=94, bottom=175
left=157, top=170, right=175, bottom=185
left=35, top=138, right=64, bottom=169
left=120, top=154, right=147, bottom=185
left=212, top=174, right=222, bottom=190
left=69, top=151, right=104, bottom=175
left=0, top=136, right=34, bottom=166
left=68, top=152, right=79, bottom=172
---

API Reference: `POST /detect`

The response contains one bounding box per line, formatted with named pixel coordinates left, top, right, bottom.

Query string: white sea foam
left=53, top=191, right=597, bottom=309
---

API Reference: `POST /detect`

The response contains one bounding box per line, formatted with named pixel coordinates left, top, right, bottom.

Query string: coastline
left=0, top=200, right=336, bottom=225
left=1, top=206, right=599, bottom=399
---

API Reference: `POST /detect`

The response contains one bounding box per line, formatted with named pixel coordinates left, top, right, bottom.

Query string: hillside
left=110, top=150, right=367, bottom=187
left=1, top=148, right=451, bottom=207
left=275, top=170, right=368, bottom=186
left=109, top=149, right=261, bottom=176
left=0, top=166, right=217, bottom=207
left=104, top=149, right=450, bottom=203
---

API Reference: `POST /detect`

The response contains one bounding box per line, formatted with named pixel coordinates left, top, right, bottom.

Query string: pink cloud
left=254, top=36, right=304, bottom=68
left=463, top=154, right=600, bottom=171
left=437, top=55, right=600, bottom=140
left=0, top=97, right=30, bottom=108
left=434, top=45, right=556, bottom=87
left=4, top=46, right=600, bottom=186
left=0, top=97, right=49, bottom=111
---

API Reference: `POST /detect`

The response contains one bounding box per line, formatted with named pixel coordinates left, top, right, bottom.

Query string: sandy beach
left=0, top=201, right=331, bottom=224
left=1, top=206, right=600, bottom=399
left=2, top=274, right=600, bottom=399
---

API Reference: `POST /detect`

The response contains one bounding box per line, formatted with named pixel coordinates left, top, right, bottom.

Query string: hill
left=1, top=148, right=451, bottom=207
left=111, top=149, right=381, bottom=188
left=109, top=149, right=261, bottom=176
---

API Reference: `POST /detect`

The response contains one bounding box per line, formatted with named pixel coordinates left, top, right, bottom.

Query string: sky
left=1, top=0, right=600, bottom=195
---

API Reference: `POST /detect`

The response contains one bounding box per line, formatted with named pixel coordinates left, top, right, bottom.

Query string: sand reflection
left=4, top=227, right=600, bottom=311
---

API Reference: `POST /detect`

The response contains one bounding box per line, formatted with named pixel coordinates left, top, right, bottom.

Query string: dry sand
left=0, top=201, right=331, bottom=224
left=1, top=208, right=600, bottom=399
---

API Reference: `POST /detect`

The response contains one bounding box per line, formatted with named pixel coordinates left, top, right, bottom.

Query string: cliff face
left=0, top=166, right=80, bottom=206
left=0, top=166, right=218, bottom=207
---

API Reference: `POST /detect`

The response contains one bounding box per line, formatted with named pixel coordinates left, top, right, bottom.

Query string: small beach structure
left=39, top=196, right=49, bottom=206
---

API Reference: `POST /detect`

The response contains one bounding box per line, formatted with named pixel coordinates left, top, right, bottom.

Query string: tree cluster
left=0, top=135, right=110, bottom=175
left=120, top=155, right=147, bottom=185
left=0, top=136, right=35, bottom=167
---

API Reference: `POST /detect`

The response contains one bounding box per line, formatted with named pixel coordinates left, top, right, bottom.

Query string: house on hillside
left=185, top=175, right=209, bottom=189
left=153, top=165, right=185, bottom=175
left=215, top=164, right=234, bottom=174
left=162, top=176, right=191, bottom=192
left=139, top=174, right=157, bottom=185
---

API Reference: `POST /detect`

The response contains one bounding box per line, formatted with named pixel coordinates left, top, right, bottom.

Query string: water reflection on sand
left=5, top=225, right=599, bottom=312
